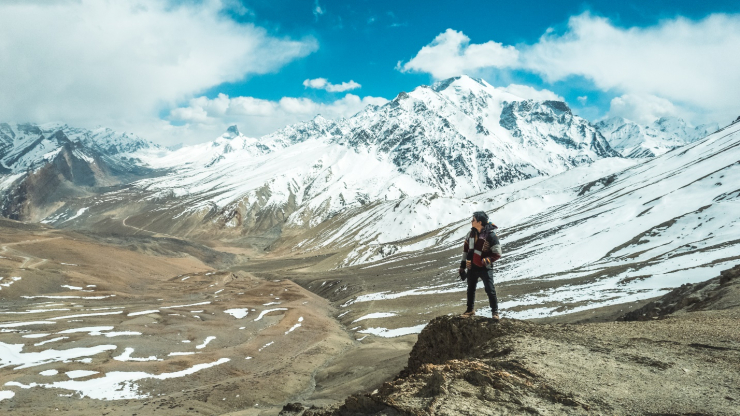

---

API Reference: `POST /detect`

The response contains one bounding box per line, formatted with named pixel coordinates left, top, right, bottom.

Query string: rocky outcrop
left=282, top=317, right=591, bottom=416
left=282, top=265, right=740, bottom=416
left=619, top=264, right=740, bottom=321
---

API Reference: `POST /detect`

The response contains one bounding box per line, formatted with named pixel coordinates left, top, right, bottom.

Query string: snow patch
left=224, top=308, right=249, bottom=319
left=114, top=348, right=159, bottom=362
left=127, top=310, right=159, bottom=317
left=358, top=324, right=427, bottom=338
left=351, top=312, right=398, bottom=323
left=4, top=358, right=230, bottom=400
left=196, top=336, right=216, bottom=349
left=0, top=342, right=116, bottom=369
left=254, top=308, right=288, bottom=321
left=66, top=370, right=99, bottom=379
left=285, top=317, right=304, bottom=334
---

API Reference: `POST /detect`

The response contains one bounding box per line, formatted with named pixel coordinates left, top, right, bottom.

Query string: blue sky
left=1, top=0, right=739, bottom=145
left=214, top=0, right=735, bottom=103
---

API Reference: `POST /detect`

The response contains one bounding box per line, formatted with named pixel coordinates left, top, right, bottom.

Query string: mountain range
left=595, top=116, right=719, bottom=158
left=0, top=123, right=159, bottom=220
left=0, top=76, right=734, bottom=288
left=20, top=76, right=622, bottom=235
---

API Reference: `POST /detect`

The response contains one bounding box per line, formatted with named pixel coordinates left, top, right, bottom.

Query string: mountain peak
left=225, top=125, right=240, bottom=137
left=431, top=75, right=488, bottom=92
left=541, top=100, right=572, bottom=114
left=654, top=116, right=686, bottom=126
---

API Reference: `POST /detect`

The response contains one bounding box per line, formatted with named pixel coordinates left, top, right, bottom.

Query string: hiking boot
left=461, top=309, right=475, bottom=318
left=491, top=313, right=500, bottom=321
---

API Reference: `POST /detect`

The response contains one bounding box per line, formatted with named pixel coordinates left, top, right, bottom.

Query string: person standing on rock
left=459, top=211, right=502, bottom=320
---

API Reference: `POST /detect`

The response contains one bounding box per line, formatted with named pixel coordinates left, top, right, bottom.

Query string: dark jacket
left=460, top=223, right=502, bottom=269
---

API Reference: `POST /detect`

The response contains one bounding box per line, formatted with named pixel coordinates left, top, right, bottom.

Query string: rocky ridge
left=619, top=264, right=740, bottom=321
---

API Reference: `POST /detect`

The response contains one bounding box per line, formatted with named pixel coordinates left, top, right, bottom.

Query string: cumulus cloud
left=607, top=94, right=680, bottom=125
left=397, top=29, right=519, bottom=80
left=522, top=13, right=740, bottom=121
left=497, top=84, right=563, bottom=102
left=0, top=0, right=317, bottom=129
left=166, top=93, right=388, bottom=145
left=303, top=78, right=362, bottom=92
left=400, top=14, right=740, bottom=124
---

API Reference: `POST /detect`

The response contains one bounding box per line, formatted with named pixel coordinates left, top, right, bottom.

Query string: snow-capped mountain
left=595, top=116, right=719, bottom=158
left=0, top=122, right=159, bottom=173
left=53, top=76, right=621, bottom=237
left=333, top=76, right=619, bottom=195
left=0, top=122, right=159, bottom=220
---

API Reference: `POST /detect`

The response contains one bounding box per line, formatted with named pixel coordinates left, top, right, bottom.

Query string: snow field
left=4, top=358, right=231, bottom=400
left=336, top=122, right=740, bottom=323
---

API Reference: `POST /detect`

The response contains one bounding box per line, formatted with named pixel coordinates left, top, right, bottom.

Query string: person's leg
left=482, top=269, right=499, bottom=315
left=466, top=270, right=478, bottom=312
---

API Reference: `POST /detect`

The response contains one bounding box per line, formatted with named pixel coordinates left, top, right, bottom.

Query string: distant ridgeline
left=0, top=122, right=159, bottom=221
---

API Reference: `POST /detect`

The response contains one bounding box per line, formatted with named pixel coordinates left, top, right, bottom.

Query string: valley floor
left=0, top=221, right=418, bottom=415
left=1, top=219, right=738, bottom=415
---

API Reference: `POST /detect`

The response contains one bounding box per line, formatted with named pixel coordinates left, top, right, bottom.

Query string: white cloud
left=607, top=94, right=680, bottom=125
left=0, top=0, right=317, bottom=129
left=497, top=84, right=563, bottom=102
left=521, top=13, right=740, bottom=122
left=397, top=29, right=519, bottom=80
left=303, top=78, right=362, bottom=92
left=166, top=93, right=388, bottom=145
left=577, top=96, right=588, bottom=105
left=313, top=0, right=324, bottom=20
left=400, top=14, right=740, bottom=124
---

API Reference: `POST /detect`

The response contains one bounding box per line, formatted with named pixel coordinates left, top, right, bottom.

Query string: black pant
left=467, top=266, right=498, bottom=313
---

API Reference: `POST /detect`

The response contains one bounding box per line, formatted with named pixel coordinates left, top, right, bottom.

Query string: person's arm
left=481, top=232, right=502, bottom=266
left=459, top=232, right=471, bottom=278
left=460, top=237, right=468, bottom=270
left=461, top=231, right=472, bottom=267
